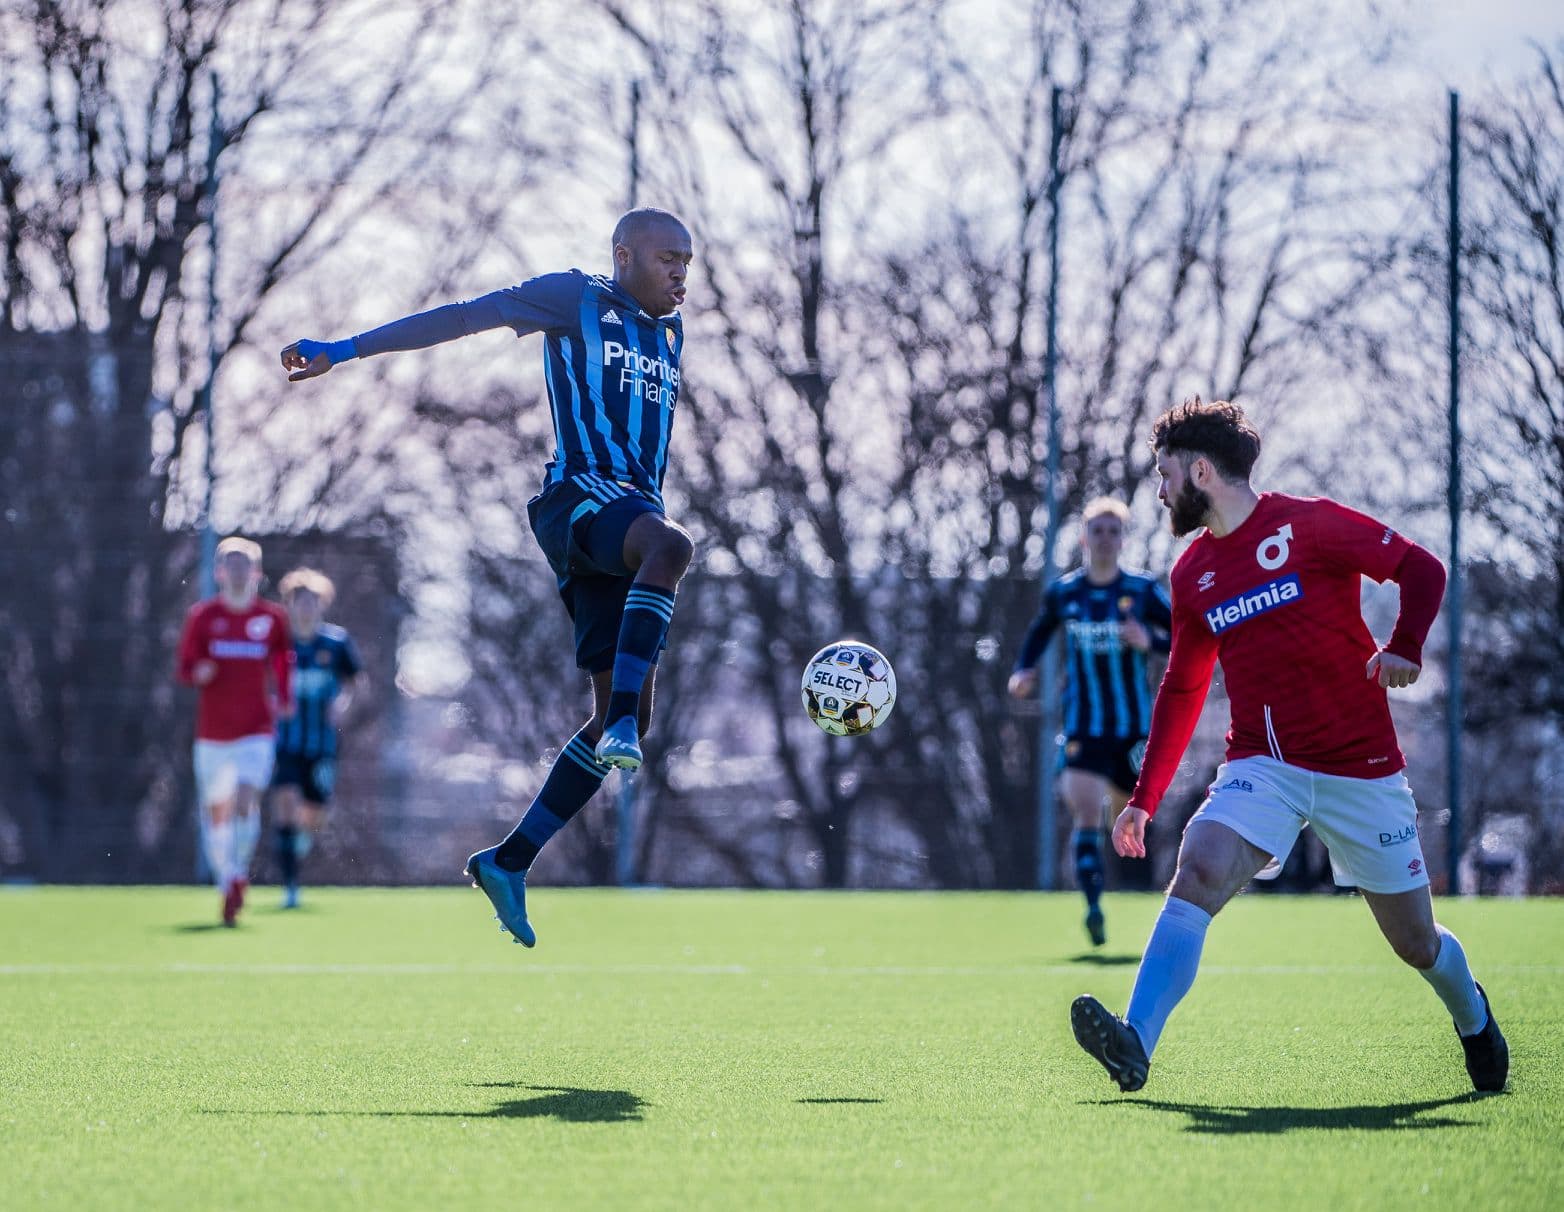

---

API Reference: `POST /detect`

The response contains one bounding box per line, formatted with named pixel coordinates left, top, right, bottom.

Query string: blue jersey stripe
left=578, top=302, right=630, bottom=480
left=1079, top=641, right=1105, bottom=735
left=1131, top=648, right=1151, bottom=733
left=1105, top=642, right=1131, bottom=738
left=620, top=321, right=646, bottom=469
left=549, top=336, right=596, bottom=474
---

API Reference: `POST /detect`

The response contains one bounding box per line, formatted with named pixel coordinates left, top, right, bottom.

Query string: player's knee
left=1167, top=857, right=1226, bottom=913
left=1391, top=930, right=1440, bottom=970
left=654, top=524, right=694, bottom=576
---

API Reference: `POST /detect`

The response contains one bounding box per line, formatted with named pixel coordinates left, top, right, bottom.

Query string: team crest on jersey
left=245, top=615, right=273, bottom=640
left=1255, top=523, right=1294, bottom=571
left=664, top=326, right=676, bottom=346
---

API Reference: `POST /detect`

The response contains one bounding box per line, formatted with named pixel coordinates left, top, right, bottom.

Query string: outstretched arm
left=281, top=272, right=584, bottom=382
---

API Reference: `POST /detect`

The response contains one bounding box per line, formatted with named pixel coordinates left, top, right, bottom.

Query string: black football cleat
left=1071, top=994, right=1150, bottom=1092
left=1458, top=983, right=1508, bottom=1093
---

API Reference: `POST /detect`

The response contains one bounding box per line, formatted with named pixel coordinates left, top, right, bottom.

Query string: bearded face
left=1168, top=476, right=1213, bottom=537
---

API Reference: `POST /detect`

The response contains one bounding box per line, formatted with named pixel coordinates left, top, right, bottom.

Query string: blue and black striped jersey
left=1015, top=568, right=1173, bottom=740
left=349, top=269, right=685, bottom=505
left=457, top=271, right=684, bottom=504
left=276, top=624, right=362, bottom=759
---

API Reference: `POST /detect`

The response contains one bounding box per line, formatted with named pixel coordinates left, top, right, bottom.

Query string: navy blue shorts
left=272, top=751, right=337, bottom=805
left=527, top=474, right=665, bottom=674
left=1059, top=735, right=1147, bottom=796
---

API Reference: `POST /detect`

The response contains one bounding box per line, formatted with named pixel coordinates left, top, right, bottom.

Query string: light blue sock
left=1125, top=895, right=1212, bottom=1057
left=1419, top=926, right=1486, bottom=1036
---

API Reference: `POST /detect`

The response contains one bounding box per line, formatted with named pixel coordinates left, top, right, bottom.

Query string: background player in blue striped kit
left=281, top=208, right=696, bottom=947
left=271, top=568, right=362, bottom=909
left=1010, top=498, right=1173, bottom=945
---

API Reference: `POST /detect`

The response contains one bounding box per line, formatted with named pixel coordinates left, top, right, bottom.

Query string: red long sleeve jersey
left=1129, top=494, right=1446, bottom=817
left=175, top=597, right=294, bottom=741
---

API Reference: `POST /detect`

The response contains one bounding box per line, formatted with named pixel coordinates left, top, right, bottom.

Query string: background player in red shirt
left=1070, top=399, right=1508, bottom=1095
left=175, top=537, right=293, bottom=925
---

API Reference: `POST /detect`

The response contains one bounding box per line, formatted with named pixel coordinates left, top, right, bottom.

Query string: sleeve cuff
left=1385, top=633, right=1423, bottom=666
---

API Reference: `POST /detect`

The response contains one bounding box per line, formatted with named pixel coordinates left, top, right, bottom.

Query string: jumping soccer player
left=1010, top=498, right=1171, bottom=946
left=1070, top=398, right=1508, bottom=1095
left=280, top=207, right=694, bottom=947
left=270, top=568, right=362, bottom=909
left=175, top=537, right=294, bottom=926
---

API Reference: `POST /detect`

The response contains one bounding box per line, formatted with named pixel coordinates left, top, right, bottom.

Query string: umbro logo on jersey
left=1198, top=570, right=1216, bottom=591
left=1204, top=574, right=1303, bottom=634
left=601, top=309, right=623, bottom=325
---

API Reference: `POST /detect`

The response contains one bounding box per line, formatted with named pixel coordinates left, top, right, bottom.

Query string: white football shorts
left=192, top=735, right=276, bottom=808
left=1189, top=754, right=1430, bottom=894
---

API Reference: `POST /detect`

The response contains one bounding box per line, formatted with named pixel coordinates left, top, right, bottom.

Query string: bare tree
left=0, top=0, right=544, bottom=878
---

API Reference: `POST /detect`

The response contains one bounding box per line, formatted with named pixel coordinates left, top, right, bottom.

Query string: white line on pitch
left=2, top=962, right=1561, bottom=977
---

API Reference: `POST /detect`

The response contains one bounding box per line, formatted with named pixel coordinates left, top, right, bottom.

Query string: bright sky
left=1418, top=0, right=1559, bottom=89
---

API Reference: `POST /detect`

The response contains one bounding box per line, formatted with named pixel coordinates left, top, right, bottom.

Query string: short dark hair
left=611, top=206, right=687, bottom=250
left=1149, top=397, right=1261, bottom=482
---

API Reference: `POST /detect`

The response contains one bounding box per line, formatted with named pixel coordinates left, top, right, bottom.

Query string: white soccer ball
left=800, top=640, right=897, bottom=737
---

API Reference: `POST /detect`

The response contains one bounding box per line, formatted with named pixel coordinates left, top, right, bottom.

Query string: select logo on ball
left=801, top=641, right=897, bottom=737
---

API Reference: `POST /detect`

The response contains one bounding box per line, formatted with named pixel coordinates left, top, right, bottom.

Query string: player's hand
left=1365, top=649, right=1420, bottom=690
left=191, top=659, right=218, bottom=686
left=1112, top=805, right=1150, bottom=859
left=1119, top=616, right=1151, bottom=652
left=1007, top=668, right=1039, bottom=700
left=281, top=339, right=334, bottom=382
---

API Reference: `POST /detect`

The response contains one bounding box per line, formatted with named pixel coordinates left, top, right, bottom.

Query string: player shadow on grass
left=444, top=1083, right=646, bottom=1123
left=206, top=1084, right=645, bottom=1125
left=1067, top=953, right=1140, bottom=966
left=1101, top=1092, right=1487, bottom=1134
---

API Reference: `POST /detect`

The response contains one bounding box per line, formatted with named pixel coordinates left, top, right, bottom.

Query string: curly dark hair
left=1148, top=396, right=1261, bottom=482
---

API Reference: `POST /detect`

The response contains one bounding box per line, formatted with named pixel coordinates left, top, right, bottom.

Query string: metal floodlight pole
left=198, top=73, right=222, bottom=597
left=193, top=72, right=223, bottom=884
left=1445, top=89, right=1464, bottom=895
left=616, top=76, right=644, bottom=889
left=1037, top=83, right=1064, bottom=891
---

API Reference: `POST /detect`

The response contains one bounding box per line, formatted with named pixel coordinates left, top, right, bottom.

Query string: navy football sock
left=495, top=728, right=614, bottom=871
left=277, top=825, right=299, bottom=887
left=605, top=584, right=676, bottom=726
left=1073, top=828, right=1105, bottom=910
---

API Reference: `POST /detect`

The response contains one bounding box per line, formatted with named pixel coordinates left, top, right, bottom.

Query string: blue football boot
left=465, top=846, right=536, bottom=947
left=594, top=716, right=643, bottom=772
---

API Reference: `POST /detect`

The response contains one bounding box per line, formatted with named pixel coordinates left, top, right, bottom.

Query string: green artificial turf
left=1, top=886, right=1559, bottom=1210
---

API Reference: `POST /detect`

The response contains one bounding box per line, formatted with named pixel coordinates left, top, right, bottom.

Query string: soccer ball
left=801, top=641, right=897, bottom=736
